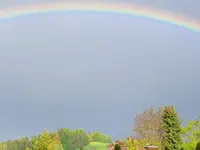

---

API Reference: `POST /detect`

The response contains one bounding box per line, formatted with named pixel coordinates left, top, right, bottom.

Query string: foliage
left=48, top=134, right=63, bottom=150
left=137, top=138, right=160, bottom=147
left=133, top=106, right=164, bottom=146
left=0, top=143, right=7, bottom=150
left=60, top=128, right=75, bottom=150
left=114, top=144, right=121, bottom=150
left=196, top=142, right=200, bottom=150
left=0, top=137, right=32, bottom=150
left=36, top=129, right=52, bottom=150
left=124, top=138, right=138, bottom=150
left=181, top=117, right=200, bottom=150
left=0, top=105, right=199, bottom=150
left=89, top=131, right=112, bottom=143
left=73, top=128, right=89, bottom=150
left=162, top=106, right=182, bottom=150
left=0, top=127, right=111, bottom=150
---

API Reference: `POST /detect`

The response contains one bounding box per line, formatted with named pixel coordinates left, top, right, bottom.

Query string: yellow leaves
left=48, top=142, right=54, bottom=150
left=32, top=129, right=52, bottom=150
left=48, top=134, right=62, bottom=150
left=124, top=138, right=138, bottom=150
left=133, top=140, right=138, bottom=145
left=124, top=137, right=160, bottom=150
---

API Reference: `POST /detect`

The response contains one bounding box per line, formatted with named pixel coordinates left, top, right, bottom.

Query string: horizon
left=0, top=0, right=200, bottom=142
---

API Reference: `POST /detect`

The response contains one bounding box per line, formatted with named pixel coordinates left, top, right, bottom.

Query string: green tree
left=60, top=128, right=75, bottom=150
left=181, top=118, right=200, bottom=150
left=32, top=139, right=40, bottom=150
left=89, top=131, right=112, bottom=143
left=36, top=129, right=52, bottom=150
left=114, top=144, right=121, bottom=150
left=162, top=106, right=182, bottom=150
left=73, top=129, right=89, bottom=150
left=0, top=143, right=7, bottom=150
left=90, top=132, right=101, bottom=142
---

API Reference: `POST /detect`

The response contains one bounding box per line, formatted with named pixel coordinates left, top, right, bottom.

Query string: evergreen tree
left=37, top=129, right=52, bottom=150
left=162, top=106, right=182, bottom=150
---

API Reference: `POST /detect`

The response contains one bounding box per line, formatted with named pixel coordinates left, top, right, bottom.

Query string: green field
left=83, top=142, right=108, bottom=150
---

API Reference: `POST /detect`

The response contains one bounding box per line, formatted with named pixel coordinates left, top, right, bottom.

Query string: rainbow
left=0, top=1, right=200, bottom=32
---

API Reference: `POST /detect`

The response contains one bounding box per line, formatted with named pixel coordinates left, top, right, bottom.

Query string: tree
left=48, top=134, right=63, bottom=150
left=0, top=127, right=113, bottom=150
left=32, top=138, right=40, bottom=150
left=114, top=144, right=121, bottom=150
left=37, top=129, right=52, bottom=150
left=124, top=138, right=138, bottom=150
left=89, top=131, right=112, bottom=143
left=0, top=143, right=7, bottom=150
left=99, top=134, right=112, bottom=143
left=181, top=117, right=200, bottom=150
left=60, top=128, right=75, bottom=150
left=90, top=132, right=101, bottom=142
left=162, top=106, right=182, bottom=150
left=73, top=129, right=89, bottom=150
left=133, top=106, right=164, bottom=146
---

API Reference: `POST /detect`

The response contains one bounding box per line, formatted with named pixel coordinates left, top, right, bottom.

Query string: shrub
left=114, top=144, right=121, bottom=150
left=196, top=142, right=200, bottom=150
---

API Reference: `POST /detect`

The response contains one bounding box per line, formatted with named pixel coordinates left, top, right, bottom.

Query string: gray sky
left=0, top=0, right=200, bottom=141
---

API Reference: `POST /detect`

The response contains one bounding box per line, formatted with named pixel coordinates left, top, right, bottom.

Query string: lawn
left=83, top=142, right=109, bottom=150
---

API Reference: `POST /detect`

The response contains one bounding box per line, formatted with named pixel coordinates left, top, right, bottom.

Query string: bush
left=114, top=144, right=121, bottom=150
left=196, top=142, right=200, bottom=150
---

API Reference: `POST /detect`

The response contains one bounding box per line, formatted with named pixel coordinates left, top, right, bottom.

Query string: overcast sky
left=0, top=0, right=200, bottom=141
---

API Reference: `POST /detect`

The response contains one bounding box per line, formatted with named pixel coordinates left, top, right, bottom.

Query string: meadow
left=84, top=142, right=108, bottom=150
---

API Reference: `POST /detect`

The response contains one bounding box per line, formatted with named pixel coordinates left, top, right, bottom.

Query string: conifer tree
left=37, top=129, right=52, bottom=150
left=162, top=106, right=182, bottom=150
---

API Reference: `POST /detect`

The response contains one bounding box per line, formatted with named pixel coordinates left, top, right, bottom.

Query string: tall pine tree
left=37, top=129, right=52, bottom=150
left=162, top=106, right=182, bottom=150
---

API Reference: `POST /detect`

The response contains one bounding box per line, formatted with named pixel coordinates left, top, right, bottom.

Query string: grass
left=83, top=142, right=109, bottom=150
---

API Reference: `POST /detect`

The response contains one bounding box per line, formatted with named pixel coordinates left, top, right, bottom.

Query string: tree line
left=127, top=105, right=200, bottom=150
left=0, top=105, right=199, bottom=150
left=0, top=128, right=112, bottom=150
